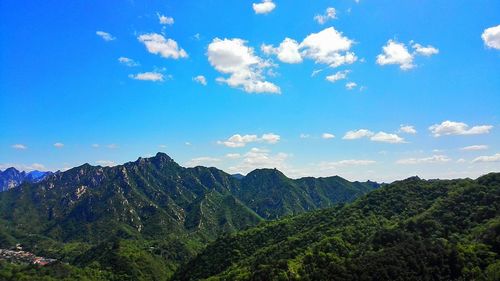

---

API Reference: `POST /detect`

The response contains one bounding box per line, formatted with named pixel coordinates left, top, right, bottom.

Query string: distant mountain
left=0, top=167, right=51, bottom=192
left=175, top=173, right=500, bottom=281
left=0, top=152, right=378, bottom=279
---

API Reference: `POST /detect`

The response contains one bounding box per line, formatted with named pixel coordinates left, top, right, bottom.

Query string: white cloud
left=300, top=27, right=356, bottom=68
left=218, top=134, right=259, bottom=148
left=193, top=75, right=207, bottom=85
left=107, top=144, right=118, bottom=149
left=376, top=40, right=438, bottom=70
left=397, top=155, right=451, bottom=164
left=472, top=153, right=500, bottom=163
left=157, top=13, right=174, bottom=25
left=129, top=72, right=164, bottom=82
left=370, top=132, right=405, bottom=143
left=429, top=121, right=493, bottom=137
left=218, top=133, right=280, bottom=148
left=91, top=144, right=100, bottom=148
left=314, top=7, right=337, bottom=24
left=11, top=144, right=27, bottom=150
left=326, top=70, right=350, bottom=83
left=0, top=163, right=45, bottom=172
left=376, top=40, right=414, bottom=70
left=261, top=133, right=281, bottom=144
left=252, top=0, right=276, bottom=14
left=482, top=25, right=500, bottom=50
left=207, top=38, right=280, bottom=94
left=399, top=125, right=417, bottom=134
left=461, top=145, right=488, bottom=151
left=345, top=82, right=357, bottom=90
left=138, top=33, right=188, bottom=59
left=261, top=38, right=302, bottom=64
left=311, top=69, right=323, bottom=77
left=300, top=133, right=311, bottom=139
left=343, top=129, right=374, bottom=140
left=159, top=144, right=167, bottom=148
left=53, top=142, right=64, bottom=148
left=96, top=31, right=115, bottom=41
left=95, top=160, right=116, bottom=167
left=457, top=158, right=466, bottom=163
left=322, top=133, right=335, bottom=139
left=228, top=148, right=289, bottom=174
left=412, top=43, right=439, bottom=56
left=342, top=130, right=405, bottom=143
left=118, top=57, right=139, bottom=67
left=185, top=157, right=221, bottom=167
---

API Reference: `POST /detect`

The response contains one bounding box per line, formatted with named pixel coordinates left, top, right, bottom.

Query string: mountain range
left=0, top=152, right=378, bottom=279
left=0, top=153, right=497, bottom=280
left=0, top=168, right=51, bottom=192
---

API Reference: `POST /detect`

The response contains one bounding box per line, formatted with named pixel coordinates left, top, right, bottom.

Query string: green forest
left=0, top=154, right=498, bottom=280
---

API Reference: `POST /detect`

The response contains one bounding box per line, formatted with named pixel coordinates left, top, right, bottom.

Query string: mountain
left=0, top=152, right=378, bottom=279
left=0, top=168, right=51, bottom=192
left=174, top=173, right=500, bottom=281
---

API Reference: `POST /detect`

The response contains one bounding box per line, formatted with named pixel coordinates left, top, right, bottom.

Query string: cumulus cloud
left=129, top=72, right=164, bottom=82
left=95, top=160, right=116, bottom=167
left=261, top=27, right=357, bottom=70
left=207, top=38, right=280, bottom=94
left=300, top=133, right=311, bottom=139
left=228, top=148, right=289, bottom=174
left=412, top=43, right=439, bottom=56
left=482, top=25, right=500, bottom=49
left=376, top=40, right=414, bottom=70
left=53, top=142, right=64, bottom=148
left=461, top=145, right=488, bottom=151
left=96, top=31, right=115, bottom=41
left=261, top=38, right=302, bottom=63
left=399, top=125, right=417, bottom=134
left=472, top=153, right=500, bottom=163
left=345, top=82, right=357, bottom=90
left=193, top=75, right=207, bottom=85
left=376, top=40, right=438, bottom=70
left=252, top=0, right=276, bottom=14
left=300, top=27, right=356, bottom=68
left=396, top=155, right=451, bottom=164
left=157, top=13, right=174, bottom=25
left=429, top=121, right=493, bottom=137
left=217, top=133, right=280, bottom=148
left=342, top=130, right=405, bottom=143
left=138, top=33, right=188, bottom=59
left=118, top=57, right=139, bottom=67
left=314, top=7, right=337, bottom=24
left=326, top=70, right=350, bottom=83
left=343, top=129, right=374, bottom=140
left=11, top=144, right=27, bottom=150
left=370, top=132, right=405, bottom=143
left=185, top=157, right=221, bottom=167
left=322, top=133, right=335, bottom=139
left=261, top=133, right=281, bottom=144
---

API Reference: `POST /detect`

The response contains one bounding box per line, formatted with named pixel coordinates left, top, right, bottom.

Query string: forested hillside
left=0, top=153, right=377, bottom=280
left=175, top=173, right=500, bottom=281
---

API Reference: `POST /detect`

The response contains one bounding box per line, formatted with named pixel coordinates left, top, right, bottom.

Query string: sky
left=1, top=0, right=499, bottom=182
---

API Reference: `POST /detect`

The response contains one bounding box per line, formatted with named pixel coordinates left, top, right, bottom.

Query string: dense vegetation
left=0, top=153, right=377, bottom=280
left=174, top=173, right=500, bottom=281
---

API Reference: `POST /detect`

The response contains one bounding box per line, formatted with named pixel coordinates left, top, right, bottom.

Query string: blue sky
left=1, top=0, right=499, bottom=181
